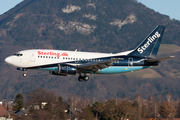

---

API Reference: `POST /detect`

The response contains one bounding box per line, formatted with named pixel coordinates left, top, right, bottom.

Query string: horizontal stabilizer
left=145, top=56, right=175, bottom=62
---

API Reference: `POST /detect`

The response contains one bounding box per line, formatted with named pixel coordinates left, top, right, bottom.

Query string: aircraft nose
left=5, top=57, right=12, bottom=64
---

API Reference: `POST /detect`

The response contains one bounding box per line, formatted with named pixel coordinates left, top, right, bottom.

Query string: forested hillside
left=0, top=0, right=180, bottom=100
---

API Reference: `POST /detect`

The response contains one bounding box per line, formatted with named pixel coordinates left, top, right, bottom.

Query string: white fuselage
left=6, top=49, right=133, bottom=68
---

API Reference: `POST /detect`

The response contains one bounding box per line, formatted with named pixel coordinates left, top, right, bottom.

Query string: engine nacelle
left=49, top=64, right=77, bottom=76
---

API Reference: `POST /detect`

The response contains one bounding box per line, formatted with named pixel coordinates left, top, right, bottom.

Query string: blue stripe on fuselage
left=35, top=66, right=151, bottom=74
left=97, top=66, right=151, bottom=74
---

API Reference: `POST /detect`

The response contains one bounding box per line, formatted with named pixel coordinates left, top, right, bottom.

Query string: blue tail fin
left=129, top=25, right=165, bottom=58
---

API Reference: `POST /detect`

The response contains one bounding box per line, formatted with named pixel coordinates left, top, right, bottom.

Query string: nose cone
left=5, top=57, right=12, bottom=64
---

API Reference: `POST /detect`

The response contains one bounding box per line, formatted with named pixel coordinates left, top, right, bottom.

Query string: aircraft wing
left=77, top=58, right=121, bottom=73
left=145, top=56, right=175, bottom=62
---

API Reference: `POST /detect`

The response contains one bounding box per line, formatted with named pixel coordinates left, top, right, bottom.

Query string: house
left=0, top=104, right=9, bottom=120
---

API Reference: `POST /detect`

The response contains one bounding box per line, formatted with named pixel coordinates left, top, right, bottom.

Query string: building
left=0, top=104, right=9, bottom=120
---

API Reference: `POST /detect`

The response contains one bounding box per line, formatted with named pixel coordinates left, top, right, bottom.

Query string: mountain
left=0, top=0, right=180, bottom=100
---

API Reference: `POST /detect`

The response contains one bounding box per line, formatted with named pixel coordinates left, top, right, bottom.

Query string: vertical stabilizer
left=129, top=25, right=165, bottom=58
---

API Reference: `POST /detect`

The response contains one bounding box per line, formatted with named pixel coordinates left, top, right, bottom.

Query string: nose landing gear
left=17, top=68, right=27, bottom=77
left=23, top=71, right=27, bottom=77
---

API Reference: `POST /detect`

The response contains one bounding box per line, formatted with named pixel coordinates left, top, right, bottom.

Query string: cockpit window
left=13, top=53, right=23, bottom=57
left=13, top=53, right=18, bottom=56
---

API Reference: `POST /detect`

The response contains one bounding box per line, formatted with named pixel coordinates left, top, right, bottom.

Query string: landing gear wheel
left=78, top=76, right=84, bottom=82
left=23, top=70, right=27, bottom=77
left=23, top=73, right=27, bottom=77
left=83, top=75, right=89, bottom=81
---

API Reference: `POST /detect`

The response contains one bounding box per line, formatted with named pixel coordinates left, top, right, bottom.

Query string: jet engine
left=49, top=64, right=77, bottom=76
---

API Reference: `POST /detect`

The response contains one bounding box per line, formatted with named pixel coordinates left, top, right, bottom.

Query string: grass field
left=158, top=44, right=180, bottom=54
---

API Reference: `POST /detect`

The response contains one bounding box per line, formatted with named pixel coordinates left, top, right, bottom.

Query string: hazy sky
left=0, top=0, right=180, bottom=20
left=137, top=0, right=180, bottom=20
left=0, top=0, right=23, bottom=15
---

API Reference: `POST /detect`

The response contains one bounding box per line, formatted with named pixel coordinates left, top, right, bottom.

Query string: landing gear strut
left=17, top=68, right=27, bottom=77
left=78, top=74, right=89, bottom=81
left=23, top=70, right=27, bottom=77
left=78, top=76, right=84, bottom=81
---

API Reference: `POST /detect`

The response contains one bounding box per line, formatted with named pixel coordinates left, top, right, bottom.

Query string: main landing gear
left=78, top=74, right=89, bottom=82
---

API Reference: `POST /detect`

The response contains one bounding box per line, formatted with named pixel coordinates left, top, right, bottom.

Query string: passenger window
left=43, top=56, right=45, bottom=58
left=55, top=57, right=56, bottom=59
left=46, top=56, right=48, bottom=58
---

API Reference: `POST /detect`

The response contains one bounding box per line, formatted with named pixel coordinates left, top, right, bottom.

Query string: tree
left=51, top=100, right=68, bottom=120
left=24, top=89, right=68, bottom=120
left=79, top=105, right=96, bottom=120
left=13, top=93, right=24, bottom=112
left=24, top=109, right=53, bottom=120
left=101, top=99, right=119, bottom=120
left=118, top=100, right=131, bottom=120
left=26, top=88, right=57, bottom=111
left=58, top=96, right=63, bottom=102
left=159, top=101, right=176, bottom=119
left=92, top=101, right=104, bottom=119
left=146, top=95, right=158, bottom=118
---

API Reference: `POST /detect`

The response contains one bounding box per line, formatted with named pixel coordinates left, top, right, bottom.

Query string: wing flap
left=77, top=58, right=121, bottom=72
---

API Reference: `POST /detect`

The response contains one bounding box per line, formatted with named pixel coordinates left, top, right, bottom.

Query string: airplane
left=5, top=25, right=174, bottom=81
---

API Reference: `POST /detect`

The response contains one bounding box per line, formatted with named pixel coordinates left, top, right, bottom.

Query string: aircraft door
left=75, top=58, right=78, bottom=63
left=128, top=57, right=133, bottom=68
left=30, top=52, right=36, bottom=62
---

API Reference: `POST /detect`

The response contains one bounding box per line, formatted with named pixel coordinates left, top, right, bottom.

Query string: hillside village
left=0, top=88, right=180, bottom=120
